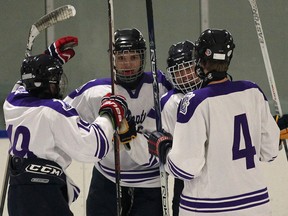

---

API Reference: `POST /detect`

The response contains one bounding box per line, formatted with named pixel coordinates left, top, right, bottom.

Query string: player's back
left=4, top=84, right=71, bottom=163
left=170, top=80, right=279, bottom=215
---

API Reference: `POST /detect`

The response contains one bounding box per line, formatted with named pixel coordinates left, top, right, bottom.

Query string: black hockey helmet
left=113, top=28, right=146, bottom=88
left=21, top=54, right=66, bottom=99
left=167, top=40, right=195, bottom=67
left=195, top=28, right=235, bottom=64
left=166, top=40, right=203, bottom=93
left=114, top=28, right=146, bottom=51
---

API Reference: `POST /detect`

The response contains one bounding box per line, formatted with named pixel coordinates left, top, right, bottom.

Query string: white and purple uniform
left=65, top=71, right=172, bottom=187
left=165, top=80, right=280, bottom=215
left=3, top=83, right=114, bottom=203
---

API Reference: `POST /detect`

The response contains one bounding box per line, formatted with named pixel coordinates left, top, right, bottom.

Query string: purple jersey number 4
left=232, top=113, right=256, bottom=169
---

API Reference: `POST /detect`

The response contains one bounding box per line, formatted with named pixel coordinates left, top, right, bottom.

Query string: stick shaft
left=145, top=0, right=170, bottom=215
left=248, top=0, right=281, bottom=114
left=0, top=155, right=11, bottom=216
left=107, top=1, right=122, bottom=215
left=108, top=0, right=116, bottom=94
left=146, top=0, right=162, bottom=131
left=248, top=0, right=288, bottom=160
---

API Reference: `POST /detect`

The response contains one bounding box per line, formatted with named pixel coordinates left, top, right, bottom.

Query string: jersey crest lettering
left=132, top=110, right=146, bottom=124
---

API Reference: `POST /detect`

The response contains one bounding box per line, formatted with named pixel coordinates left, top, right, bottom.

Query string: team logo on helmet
left=205, top=49, right=212, bottom=57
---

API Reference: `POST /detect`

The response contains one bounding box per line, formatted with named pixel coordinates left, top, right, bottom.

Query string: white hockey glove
left=44, top=36, right=78, bottom=64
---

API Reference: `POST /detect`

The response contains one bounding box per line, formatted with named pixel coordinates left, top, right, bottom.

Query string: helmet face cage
left=196, top=29, right=235, bottom=64
left=166, top=40, right=202, bottom=94
left=167, top=60, right=202, bottom=94
left=58, top=72, right=68, bottom=99
left=114, top=49, right=146, bottom=84
left=114, top=28, right=146, bottom=84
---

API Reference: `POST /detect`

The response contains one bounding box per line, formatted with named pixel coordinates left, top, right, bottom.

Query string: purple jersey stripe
left=167, top=157, right=194, bottom=180
left=98, top=163, right=160, bottom=183
left=180, top=188, right=269, bottom=213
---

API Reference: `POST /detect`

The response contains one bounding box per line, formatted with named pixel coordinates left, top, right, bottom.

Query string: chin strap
left=227, top=73, right=233, bottom=81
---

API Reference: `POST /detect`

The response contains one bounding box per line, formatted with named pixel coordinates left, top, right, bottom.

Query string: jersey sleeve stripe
left=167, top=157, right=194, bottom=180
left=91, top=123, right=109, bottom=158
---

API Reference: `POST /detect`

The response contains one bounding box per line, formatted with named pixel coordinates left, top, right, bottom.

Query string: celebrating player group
left=3, top=4, right=288, bottom=216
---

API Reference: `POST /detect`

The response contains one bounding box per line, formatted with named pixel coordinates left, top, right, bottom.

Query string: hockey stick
left=0, top=154, right=11, bottom=216
left=25, top=4, right=76, bottom=57
left=145, top=0, right=170, bottom=215
left=248, top=0, right=288, bottom=161
left=107, top=1, right=122, bottom=215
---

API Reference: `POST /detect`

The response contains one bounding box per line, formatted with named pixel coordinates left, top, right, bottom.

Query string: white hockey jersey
left=65, top=71, right=172, bottom=187
left=3, top=83, right=115, bottom=203
left=165, top=80, right=280, bottom=216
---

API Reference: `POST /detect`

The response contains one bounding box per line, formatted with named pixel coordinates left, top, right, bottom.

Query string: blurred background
left=1, top=0, right=288, bottom=129
left=1, top=1, right=288, bottom=215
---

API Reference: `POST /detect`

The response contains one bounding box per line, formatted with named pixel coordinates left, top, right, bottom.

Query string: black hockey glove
left=118, top=110, right=137, bottom=144
left=44, top=36, right=78, bottom=64
left=99, top=93, right=128, bottom=129
left=275, top=114, right=288, bottom=140
left=148, top=130, right=173, bottom=164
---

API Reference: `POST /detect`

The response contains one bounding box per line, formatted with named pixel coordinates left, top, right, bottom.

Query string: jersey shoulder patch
left=179, top=92, right=195, bottom=115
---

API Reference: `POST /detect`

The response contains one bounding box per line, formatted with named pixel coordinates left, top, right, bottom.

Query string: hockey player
left=148, top=29, right=281, bottom=215
left=63, top=28, right=172, bottom=215
left=147, top=40, right=203, bottom=216
left=3, top=52, right=129, bottom=216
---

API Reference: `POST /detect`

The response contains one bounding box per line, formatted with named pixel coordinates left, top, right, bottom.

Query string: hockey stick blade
left=25, top=5, right=76, bottom=57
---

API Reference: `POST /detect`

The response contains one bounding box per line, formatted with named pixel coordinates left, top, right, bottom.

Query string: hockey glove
left=148, top=130, right=173, bottom=164
left=44, top=36, right=78, bottom=64
left=276, top=114, right=288, bottom=140
left=118, top=110, right=137, bottom=144
left=99, top=93, right=128, bottom=129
